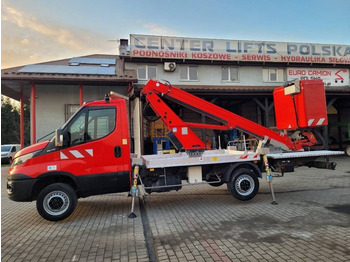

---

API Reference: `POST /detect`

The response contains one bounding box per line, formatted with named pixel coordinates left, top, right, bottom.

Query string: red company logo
left=334, top=69, right=347, bottom=83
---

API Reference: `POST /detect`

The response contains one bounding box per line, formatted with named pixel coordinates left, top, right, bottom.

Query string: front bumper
left=7, top=174, right=37, bottom=202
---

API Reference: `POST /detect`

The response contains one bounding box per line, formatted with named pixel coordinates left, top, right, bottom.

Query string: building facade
left=2, top=35, right=350, bottom=154
left=124, top=35, right=350, bottom=154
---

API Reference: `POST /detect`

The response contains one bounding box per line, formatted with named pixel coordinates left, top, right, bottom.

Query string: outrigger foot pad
left=128, top=212, right=137, bottom=218
left=271, top=201, right=278, bottom=205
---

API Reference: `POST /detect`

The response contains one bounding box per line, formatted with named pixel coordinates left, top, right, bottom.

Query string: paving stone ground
left=1, top=169, right=148, bottom=262
left=2, top=155, right=350, bottom=261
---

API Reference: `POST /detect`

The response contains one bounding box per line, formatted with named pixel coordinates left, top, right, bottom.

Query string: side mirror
left=55, top=129, right=64, bottom=147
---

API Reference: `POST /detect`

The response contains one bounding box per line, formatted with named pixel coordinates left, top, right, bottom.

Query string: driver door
left=59, top=105, right=129, bottom=194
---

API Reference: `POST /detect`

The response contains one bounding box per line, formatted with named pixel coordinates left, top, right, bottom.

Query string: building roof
left=1, top=54, right=137, bottom=101
left=1, top=54, right=136, bottom=82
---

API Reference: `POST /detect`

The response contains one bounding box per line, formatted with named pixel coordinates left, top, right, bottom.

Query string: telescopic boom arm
left=141, top=79, right=316, bottom=153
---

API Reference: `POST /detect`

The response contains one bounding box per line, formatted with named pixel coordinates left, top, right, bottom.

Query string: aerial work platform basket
left=273, top=80, right=328, bottom=130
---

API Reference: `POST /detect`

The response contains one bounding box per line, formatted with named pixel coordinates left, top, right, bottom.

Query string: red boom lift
left=7, top=79, right=342, bottom=221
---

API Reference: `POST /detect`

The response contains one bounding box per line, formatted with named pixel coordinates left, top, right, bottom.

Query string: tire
left=227, top=168, right=259, bottom=201
left=36, top=183, right=77, bottom=221
left=345, top=145, right=350, bottom=157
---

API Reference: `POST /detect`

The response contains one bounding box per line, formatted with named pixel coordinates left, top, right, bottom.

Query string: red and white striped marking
left=60, top=149, right=93, bottom=160
left=239, top=154, right=259, bottom=160
left=307, top=118, right=326, bottom=127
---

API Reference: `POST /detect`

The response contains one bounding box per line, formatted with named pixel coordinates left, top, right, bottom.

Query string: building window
left=263, top=68, right=285, bottom=82
left=180, top=66, right=198, bottom=81
left=221, top=67, right=239, bottom=82
left=65, top=104, right=80, bottom=122
left=137, top=65, right=157, bottom=80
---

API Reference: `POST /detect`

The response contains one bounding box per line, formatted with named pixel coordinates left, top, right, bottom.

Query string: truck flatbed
left=139, top=149, right=343, bottom=169
left=267, top=150, right=344, bottom=159
left=140, top=150, right=258, bottom=168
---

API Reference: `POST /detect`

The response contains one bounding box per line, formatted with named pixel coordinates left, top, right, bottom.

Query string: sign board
left=130, top=34, right=350, bottom=65
left=287, top=68, right=349, bottom=86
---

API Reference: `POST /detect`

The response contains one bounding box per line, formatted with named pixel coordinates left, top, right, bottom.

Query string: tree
left=1, top=95, right=30, bottom=146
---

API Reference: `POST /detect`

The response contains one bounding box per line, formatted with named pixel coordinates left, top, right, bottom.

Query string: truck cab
left=7, top=97, right=131, bottom=221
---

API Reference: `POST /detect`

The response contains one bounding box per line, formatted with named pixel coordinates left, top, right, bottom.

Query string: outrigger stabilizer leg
left=128, top=165, right=140, bottom=218
left=263, top=155, right=278, bottom=205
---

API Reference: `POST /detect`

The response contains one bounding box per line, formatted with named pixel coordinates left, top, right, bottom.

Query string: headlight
left=11, top=151, right=40, bottom=167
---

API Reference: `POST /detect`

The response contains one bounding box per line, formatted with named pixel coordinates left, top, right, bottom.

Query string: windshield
left=1, top=145, right=11, bottom=152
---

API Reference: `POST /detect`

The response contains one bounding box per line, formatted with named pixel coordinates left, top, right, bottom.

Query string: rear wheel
left=227, top=168, right=259, bottom=201
left=36, top=183, right=77, bottom=221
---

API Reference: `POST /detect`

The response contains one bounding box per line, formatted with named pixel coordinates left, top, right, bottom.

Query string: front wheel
left=227, top=168, right=259, bottom=201
left=36, top=183, right=77, bottom=221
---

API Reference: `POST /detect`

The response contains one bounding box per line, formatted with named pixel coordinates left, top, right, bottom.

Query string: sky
left=1, top=0, right=350, bottom=69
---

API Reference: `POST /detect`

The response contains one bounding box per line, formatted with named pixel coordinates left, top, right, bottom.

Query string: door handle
left=114, top=146, right=122, bottom=157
